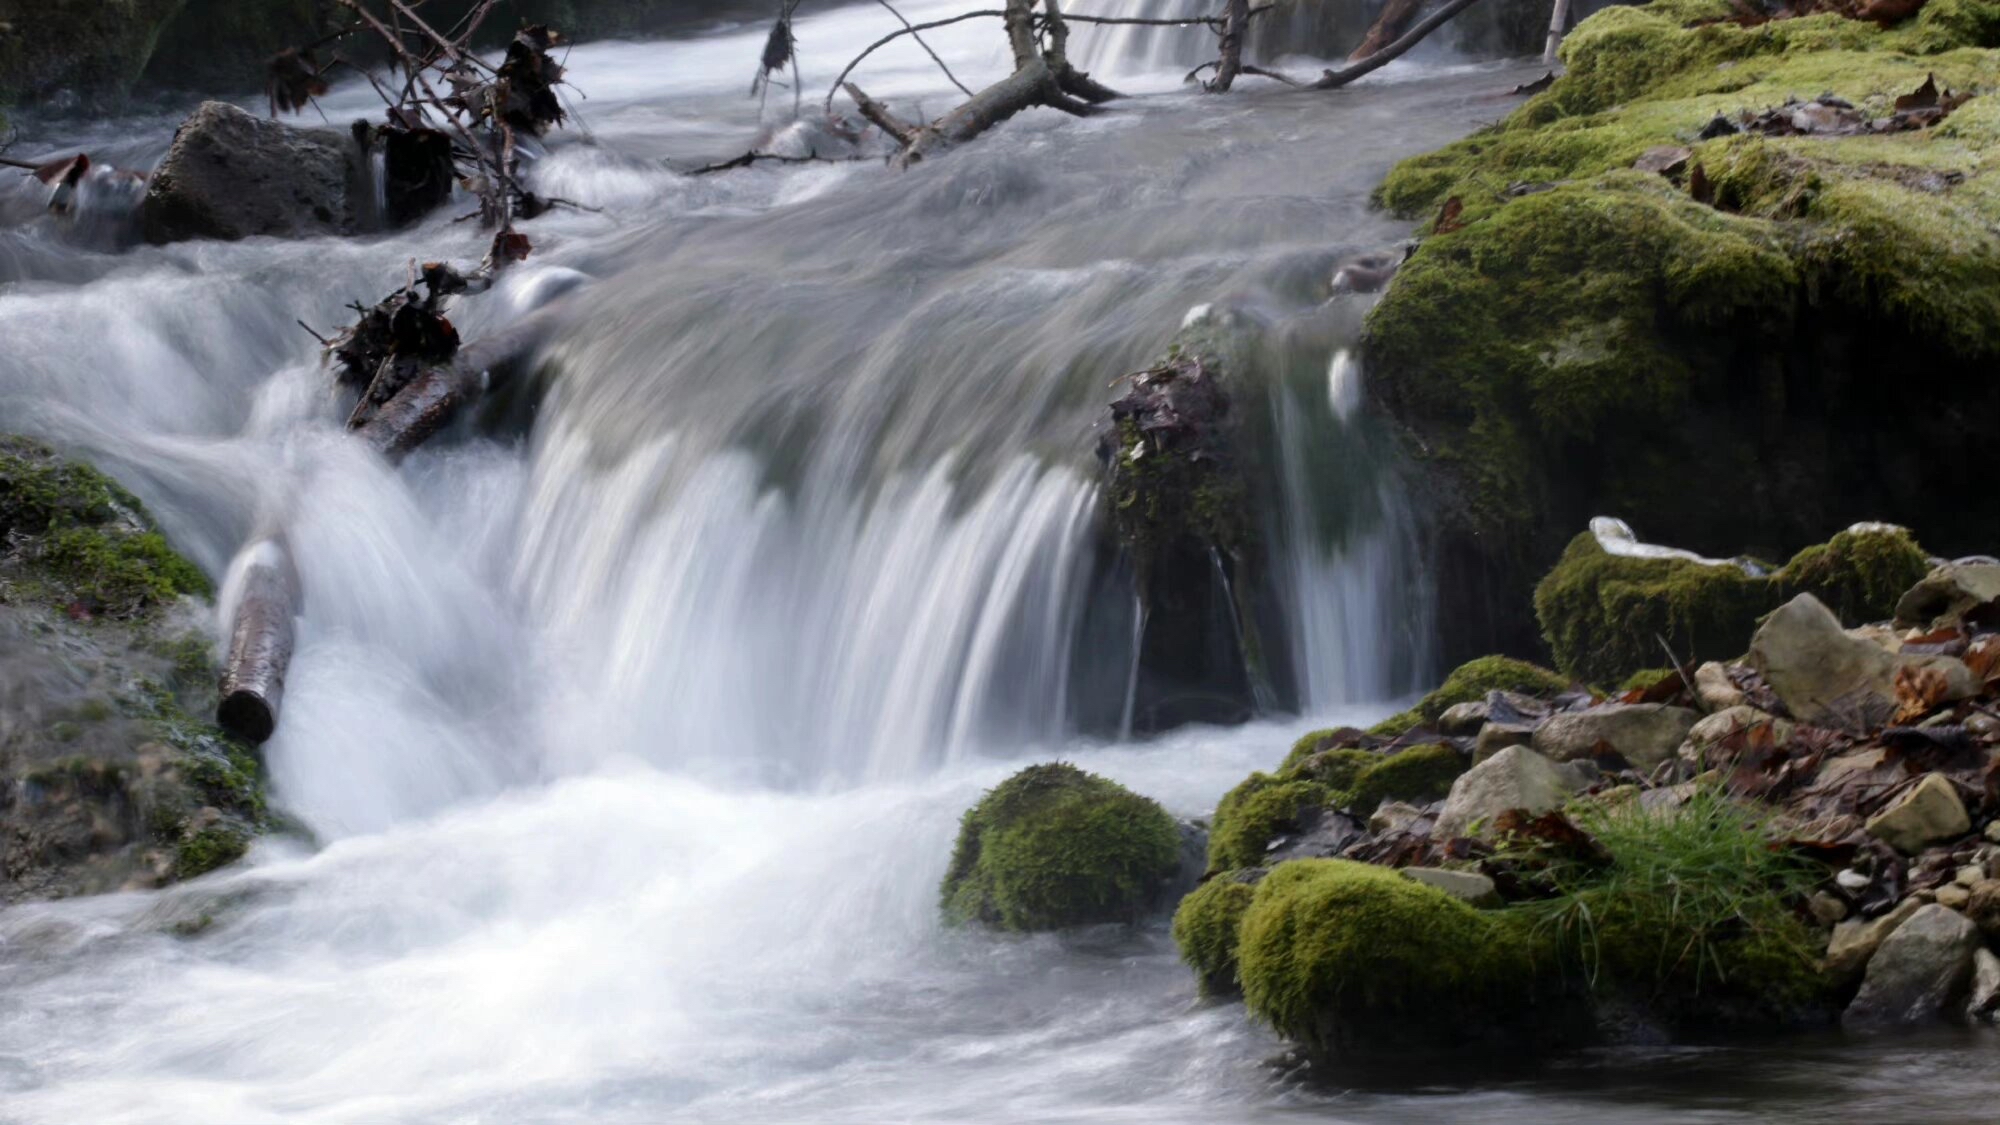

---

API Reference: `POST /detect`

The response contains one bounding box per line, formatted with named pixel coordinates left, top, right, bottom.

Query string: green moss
left=1288, top=747, right=1380, bottom=791
left=1237, top=859, right=1553, bottom=1057
left=1341, top=744, right=1467, bottom=813
left=175, top=823, right=250, bottom=880
left=1776, top=526, right=1931, bottom=624
left=941, top=763, right=1183, bottom=931
left=1172, top=874, right=1260, bottom=995
left=1535, top=532, right=1772, bottom=683
left=1206, top=773, right=1331, bottom=874
left=1369, top=655, right=1570, bottom=736
left=1536, top=525, right=1931, bottom=682
left=0, top=437, right=209, bottom=616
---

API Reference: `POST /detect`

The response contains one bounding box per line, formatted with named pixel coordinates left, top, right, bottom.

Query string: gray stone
left=1843, top=904, right=1982, bottom=1027
left=1749, top=594, right=1897, bottom=732
left=1693, top=661, right=1746, bottom=712
left=1896, top=563, right=2000, bottom=630
left=1531, top=703, right=1700, bottom=772
left=1865, top=773, right=1971, bottom=854
left=1473, top=721, right=1537, bottom=764
left=1433, top=745, right=1584, bottom=840
left=1401, top=867, right=1501, bottom=908
left=1970, top=948, right=2000, bottom=1023
left=1437, top=701, right=1489, bottom=737
left=1368, top=800, right=1426, bottom=836
left=1965, top=880, right=2000, bottom=940
left=1679, top=705, right=1792, bottom=767
left=142, top=102, right=363, bottom=243
left=1826, top=896, right=1923, bottom=983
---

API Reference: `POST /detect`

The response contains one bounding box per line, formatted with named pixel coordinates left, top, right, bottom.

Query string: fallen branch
left=1310, top=0, right=1492, bottom=89
left=217, top=536, right=301, bottom=745
left=689, top=149, right=872, bottom=175
left=824, top=9, right=1007, bottom=111
left=873, top=0, right=975, bottom=98
left=355, top=302, right=569, bottom=461
left=1348, top=0, right=1424, bottom=61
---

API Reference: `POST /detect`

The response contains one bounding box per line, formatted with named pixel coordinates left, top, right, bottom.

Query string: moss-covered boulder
left=941, top=763, right=1183, bottom=931
left=1205, top=772, right=1331, bottom=874
left=1341, top=743, right=1467, bottom=814
left=1172, top=870, right=1262, bottom=996
left=0, top=438, right=261, bottom=903
left=1237, top=859, right=1566, bottom=1059
left=1366, top=655, right=1570, bottom=737
left=1366, top=2, right=2000, bottom=665
left=1534, top=524, right=1932, bottom=683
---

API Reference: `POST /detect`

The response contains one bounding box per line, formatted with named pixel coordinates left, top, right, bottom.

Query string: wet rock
left=1433, top=745, right=1584, bottom=840
left=1968, top=948, right=2000, bottom=1022
left=1693, top=661, right=1746, bottom=712
left=1896, top=563, right=2000, bottom=629
left=1936, top=884, right=1971, bottom=910
left=1400, top=866, right=1501, bottom=907
left=1437, top=700, right=1489, bottom=736
left=142, top=101, right=363, bottom=244
left=1532, top=703, right=1699, bottom=772
left=1843, top=904, right=1981, bottom=1027
left=1749, top=594, right=1897, bottom=732
left=1865, top=773, right=1971, bottom=855
left=1265, top=806, right=1369, bottom=865
left=1826, top=896, right=1923, bottom=983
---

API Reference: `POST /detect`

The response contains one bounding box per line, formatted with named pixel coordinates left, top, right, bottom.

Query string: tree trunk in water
left=354, top=306, right=562, bottom=462
left=1210, top=0, right=1251, bottom=91
left=1311, top=0, right=1491, bottom=89
left=1349, top=0, right=1424, bottom=62
left=217, top=537, right=300, bottom=745
left=1543, top=0, right=1573, bottom=65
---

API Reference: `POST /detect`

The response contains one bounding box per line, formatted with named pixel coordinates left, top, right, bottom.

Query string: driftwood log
left=217, top=536, right=301, bottom=744
left=1349, top=0, right=1424, bottom=61
left=355, top=302, right=566, bottom=462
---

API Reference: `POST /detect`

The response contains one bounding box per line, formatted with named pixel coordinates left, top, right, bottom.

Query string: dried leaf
left=1893, top=661, right=1955, bottom=723
left=1432, top=196, right=1466, bottom=235
left=1895, top=74, right=1940, bottom=112
left=266, top=47, right=329, bottom=117
left=492, top=230, right=533, bottom=264
left=1509, top=71, right=1555, bottom=96
left=1858, top=0, right=1928, bottom=27
left=1690, top=163, right=1715, bottom=205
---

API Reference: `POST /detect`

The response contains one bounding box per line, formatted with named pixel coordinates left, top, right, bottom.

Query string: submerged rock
left=940, top=763, right=1183, bottom=932
left=142, top=102, right=365, bottom=243
left=1843, top=904, right=1982, bottom=1028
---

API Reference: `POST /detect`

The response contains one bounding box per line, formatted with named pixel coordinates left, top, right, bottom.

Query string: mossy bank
left=1364, top=0, right=2000, bottom=664
left=0, top=436, right=263, bottom=902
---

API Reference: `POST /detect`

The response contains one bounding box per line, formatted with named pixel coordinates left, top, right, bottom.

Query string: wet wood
left=217, top=537, right=300, bottom=745
left=1349, top=0, right=1424, bottom=61
left=354, top=305, right=563, bottom=462
left=1311, top=0, right=1492, bottom=89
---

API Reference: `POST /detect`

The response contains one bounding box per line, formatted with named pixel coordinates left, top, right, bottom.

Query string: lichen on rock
left=940, top=762, right=1183, bottom=931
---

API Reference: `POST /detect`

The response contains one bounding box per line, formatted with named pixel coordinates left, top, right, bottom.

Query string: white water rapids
left=0, top=3, right=1991, bottom=1122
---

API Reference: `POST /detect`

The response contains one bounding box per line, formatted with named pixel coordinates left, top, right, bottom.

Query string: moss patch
left=1237, top=859, right=1557, bottom=1058
left=1342, top=744, right=1467, bottom=814
left=941, top=763, right=1183, bottom=931
left=1172, top=873, right=1260, bottom=996
left=1206, top=773, right=1331, bottom=874
left=1369, top=655, right=1570, bottom=737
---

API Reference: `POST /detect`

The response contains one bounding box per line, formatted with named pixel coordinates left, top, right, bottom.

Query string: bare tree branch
left=824, top=10, right=1009, bottom=110
left=1310, top=0, right=1490, bottom=89
left=873, top=0, right=976, bottom=98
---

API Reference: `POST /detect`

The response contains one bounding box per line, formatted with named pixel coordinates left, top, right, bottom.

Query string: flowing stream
left=1, top=3, right=1996, bottom=1122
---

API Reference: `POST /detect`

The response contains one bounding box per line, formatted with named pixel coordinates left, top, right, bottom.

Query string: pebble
left=1938, top=885, right=1972, bottom=910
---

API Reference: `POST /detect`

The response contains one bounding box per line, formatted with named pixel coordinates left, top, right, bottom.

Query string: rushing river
left=1, top=3, right=1996, bottom=1122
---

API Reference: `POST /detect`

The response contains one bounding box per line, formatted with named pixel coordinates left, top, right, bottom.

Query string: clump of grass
left=1504, top=786, right=1826, bottom=1019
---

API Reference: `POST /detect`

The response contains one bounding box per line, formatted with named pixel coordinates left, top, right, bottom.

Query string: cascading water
left=5, top=4, right=1967, bottom=1123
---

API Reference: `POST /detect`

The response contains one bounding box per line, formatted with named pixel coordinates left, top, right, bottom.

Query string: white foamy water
left=5, top=4, right=1988, bottom=1123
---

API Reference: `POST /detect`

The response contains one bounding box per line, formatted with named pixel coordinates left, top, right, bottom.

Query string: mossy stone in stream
left=1171, top=872, right=1261, bottom=996
left=1340, top=744, right=1467, bottom=814
left=1205, top=773, right=1331, bottom=875
left=1237, top=859, right=1556, bottom=1059
left=941, top=763, right=1182, bottom=932
left=0, top=437, right=210, bottom=616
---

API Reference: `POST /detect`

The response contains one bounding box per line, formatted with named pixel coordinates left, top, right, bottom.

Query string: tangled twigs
left=753, top=0, right=806, bottom=116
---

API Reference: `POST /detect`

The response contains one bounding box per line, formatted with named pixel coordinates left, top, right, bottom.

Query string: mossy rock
left=1340, top=744, right=1467, bottom=814
left=941, top=763, right=1183, bottom=932
left=0, top=437, right=210, bottom=617
left=1366, top=3, right=2000, bottom=666
left=1236, top=859, right=1564, bottom=1059
left=1534, top=525, right=1931, bottom=683
left=1205, top=773, right=1331, bottom=874
left=1172, top=871, right=1261, bottom=996
left=1368, top=655, right=1570, bottom=737
left=1285, top=745, right=1380, bottom=790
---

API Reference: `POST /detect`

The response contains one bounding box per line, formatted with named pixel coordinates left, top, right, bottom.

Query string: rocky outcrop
left=141, top=102, right=364, bottom=243
left=1366, top=2, right=2000, bottom=668
left=0, top=437, right=263, bottom=904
